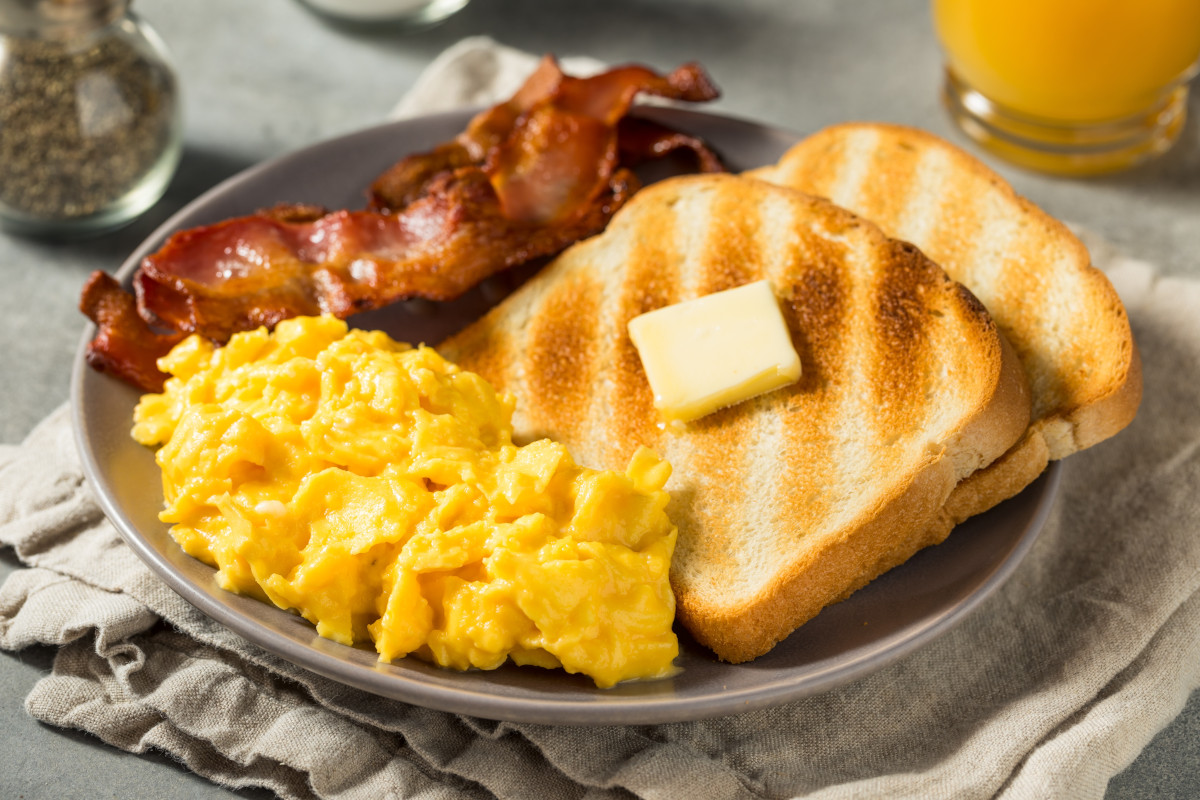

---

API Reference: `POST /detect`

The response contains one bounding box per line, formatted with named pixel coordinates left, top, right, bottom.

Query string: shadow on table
left=17, top=145, right=258, bottom=271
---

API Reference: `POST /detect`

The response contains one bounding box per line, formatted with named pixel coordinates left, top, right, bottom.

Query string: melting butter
left=628, top=280, right=801, bottom=424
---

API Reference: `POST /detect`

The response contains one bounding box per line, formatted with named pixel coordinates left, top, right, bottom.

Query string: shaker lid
left=0, top=0, right=130, bottom=36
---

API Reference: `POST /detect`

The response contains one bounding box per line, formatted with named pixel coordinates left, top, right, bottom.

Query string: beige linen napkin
left=2, top=36, right=1199, bottom=800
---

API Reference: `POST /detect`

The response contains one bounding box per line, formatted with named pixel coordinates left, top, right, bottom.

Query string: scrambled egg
left=132, top=315, right=678, bottom=687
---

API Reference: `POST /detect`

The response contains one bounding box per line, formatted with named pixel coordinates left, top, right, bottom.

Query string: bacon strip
left=369, top=57, right=722, bottom=217
left=84, top=57, right=723, bottom=392
left=135, top=168, right=636, bottom=341
left=616, top=116, right=726, bottom=174
left=80, top=271, right=185, bottom=393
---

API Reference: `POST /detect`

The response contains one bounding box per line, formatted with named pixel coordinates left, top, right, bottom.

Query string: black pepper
left=0, top=2, right=179, bottom=234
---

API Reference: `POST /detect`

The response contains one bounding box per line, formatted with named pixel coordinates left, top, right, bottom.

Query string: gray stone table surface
left=1, top=0, right=1197, bottom=797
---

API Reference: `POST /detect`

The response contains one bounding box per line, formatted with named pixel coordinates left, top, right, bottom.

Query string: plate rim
left=69, top=107, right=1063, bottom=725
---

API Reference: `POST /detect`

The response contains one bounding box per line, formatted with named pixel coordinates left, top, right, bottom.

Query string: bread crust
left=442, top=174, right=1031, bottom=662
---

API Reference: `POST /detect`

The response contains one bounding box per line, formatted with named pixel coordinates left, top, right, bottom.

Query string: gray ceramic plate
left=72, top=108, right=1062, bottom=725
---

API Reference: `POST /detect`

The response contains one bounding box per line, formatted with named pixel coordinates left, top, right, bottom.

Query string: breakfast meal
left=748, top=123, right=1141, bottom=526
left=80, top=56, right=724, bottom=393
left=81, top=57, right=1143, bottom=684
left=440, top=172, right=1032, bottom=662
left=132, top=315, right=680, bottom=688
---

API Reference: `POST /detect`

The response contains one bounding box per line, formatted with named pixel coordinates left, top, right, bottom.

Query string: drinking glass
left=933, top=0, right=1200, bottom=175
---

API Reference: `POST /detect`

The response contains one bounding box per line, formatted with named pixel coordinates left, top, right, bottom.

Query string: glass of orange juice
left=933, top=0, right=1200, bottom=175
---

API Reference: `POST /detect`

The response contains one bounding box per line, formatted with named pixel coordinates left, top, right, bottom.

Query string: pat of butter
left=627, top=280, right=801, bottom=424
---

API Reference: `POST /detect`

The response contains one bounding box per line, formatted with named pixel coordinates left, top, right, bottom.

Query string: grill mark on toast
left=697, top=187, right=761, bottom=293
left=782, top=255, right=849, bottom=396
left=607, top=194, right=681, bottom=466
left=848, top=133, right=924, bottom=243
left=831, top=231, right=885, bottom=535
left=821, top=128, right=879, bottom=215
left=525, top=270, right=602, bottom=443
left=871, top=241, right=937, bottom=437
left=776, top=128, right=856, bottom=201
left=892, top=147, right=975, bottom=273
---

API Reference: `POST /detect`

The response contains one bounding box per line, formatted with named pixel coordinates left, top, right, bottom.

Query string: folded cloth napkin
left=2, top=36, right=1199, bottom=800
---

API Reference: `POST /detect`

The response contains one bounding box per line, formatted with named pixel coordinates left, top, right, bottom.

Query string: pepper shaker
left=0, top=0, right=181, bottom=237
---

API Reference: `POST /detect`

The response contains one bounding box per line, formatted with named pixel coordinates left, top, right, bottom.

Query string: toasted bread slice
left=749, top=123, right=1141, bottom=524
left=440, top=174, right=1030, bottom=662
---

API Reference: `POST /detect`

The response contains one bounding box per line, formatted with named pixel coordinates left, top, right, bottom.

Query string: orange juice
left=933, top=0, right=1200, bottom=122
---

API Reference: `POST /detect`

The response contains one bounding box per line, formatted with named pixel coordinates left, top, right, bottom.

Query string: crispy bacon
left=80, top=271, right=185, bottom=392
left=368, top=56, right=722, bottom=217
left=616, top=116, right=726, bottom=173
left=133, top=168, right=636, bottom=341
left=84, top=56, right=724, bottom=392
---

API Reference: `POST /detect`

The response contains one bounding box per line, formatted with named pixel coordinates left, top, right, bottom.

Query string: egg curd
left=132, top=315, right=679, bottom=687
